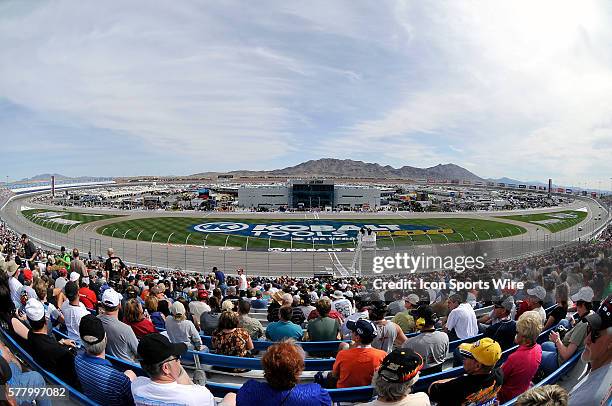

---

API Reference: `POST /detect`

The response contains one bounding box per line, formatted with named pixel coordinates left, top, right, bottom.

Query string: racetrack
left=2, top=190, right=609, bottom=277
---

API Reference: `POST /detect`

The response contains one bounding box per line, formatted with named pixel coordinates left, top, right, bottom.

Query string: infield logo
left=193, top=222, right=250, bottom=233
left=192, top=220, right=453, bottom=243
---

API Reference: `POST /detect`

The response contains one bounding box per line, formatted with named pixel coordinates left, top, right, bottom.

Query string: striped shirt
left=74, top=352, right=134, bottom=406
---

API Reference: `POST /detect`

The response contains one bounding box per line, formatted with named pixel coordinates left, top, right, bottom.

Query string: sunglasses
left=162, top=356, right=180, bottom=366
left=586, top=324, right=601, bottom=343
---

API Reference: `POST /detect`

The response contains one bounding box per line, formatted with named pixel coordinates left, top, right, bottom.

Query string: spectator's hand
left=549, top=331, right=560, bottom=343
left=59, top=339, right=77, bottom=348
left=124, top=370, right=137, bottom=381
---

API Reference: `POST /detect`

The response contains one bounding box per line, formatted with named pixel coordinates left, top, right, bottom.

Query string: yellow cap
left=458, top=337, right=502, bottom=367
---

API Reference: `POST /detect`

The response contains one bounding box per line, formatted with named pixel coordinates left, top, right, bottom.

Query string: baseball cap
left=22, top=269, right=33, bottom=281
left=171, top=301, right=186, bottom=316
left=79, top=314, right=105, bottom=344
left=64, top=281, right=79, bottom=301
left=25, top=298, right=45, bottom=322
left=102, top=288, right=122, bottom=307
left=343, top=291, right=354, bottom=299
left=527, top=286, right=546, bottom=301
left=459, top=337, right=502, bottom=367
left=332, top=290, right=345, bottom=299
left=59, top=268, right=68, bottom=277
left=378, top=348, right=424, bottom=383
left=5, top=261, right=18, bottom=277
left=197, top=289, right=209, bottom=300
left=346, top=318, right=377, bottom=340
left=571, top=286, right=594, bottom=303
left=138, top=333, right=187, bottom=364
left=70, top=272, right=80, bottom=282
left=585, top=295, right=611, bottom=333
left=494, top=295, right=514, bottom=312
left=413, top=305, right=437, bottom=325
left=404, top=294, right=419, bottom=305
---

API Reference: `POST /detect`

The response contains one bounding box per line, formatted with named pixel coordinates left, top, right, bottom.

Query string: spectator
left=237, top=268, right=248, bottom=297
left=370, top=302, right=407, bottom=353
left=236, top=340, right=331, bottom=405
left=188, top=288, right=210, bottom=330
left=78, top=277, right=98, bottom=310
left=544, top=283, right=570, bottom=330
left=331, top=290, right=353, bottom=319
left=359, top=348, right=430, bottom=406
left=298, top=294, right=316, bottom=319
left=56, top=246, right=72, bottom=271
left=266, top=306, right=304, bottom=341
left=391, top=294, right=419, bottom=334
left=212, top=310, right=253, bottom=356
left=250, top=290, right=268, bottom=309
left=444, top=293, right=478, bottom=340
left=387, top=291, right=405, bottom=316
left=55, top=268, right=68, bottom=291
left=70, top=248, right=87, bottom=277
left=131, top=334, right=218, bottom=406
left=19, top=298, right=80, bottom=388
left=0, top=340, right=51, bottom=406
left=98, top=288, right=139, bottom=363
left=331, top=319, right=386, bottom=388
left=105, top=248, right=126, bottom=282
left=145, top=295, right=165, bottom=331
left=403, top=305, right=449, bottom=374
left=483, top=295, right=517, bottom=350
left=5, top=260, right=23, bottom=309
left=568, top=295, right=612, bottom=406
left=498, top=311, right=543, bottom=403
left=341, top=294, right=371, bottom=339
left=540, top=287, right=594, bottom=375
left=307, top=298, right=341, bottom=341
left=20, top=234, right=37, bottom=270
left=237, top=299, right=265, bottom=340
left=60, top=281, right=90, bottom=344
left=428, top=338, right=503, bottom=406
left=123, top=298, right=157, bottom=339
left=290, top=294, right=307, bottom=326
left=213, top=266, right=227, bottom=296
left=32, top=278, right=64, bottom=334
left=526, top=286, right=547, bottom=326
left=75, top=314, right=135, bottom=406
left=165, top=301, right=202, bottom=351
left=200, top=296, right=221, bottom=335
left=516, top=385, right=569, bottom=406
left=267, top=291, right=285, bottom=322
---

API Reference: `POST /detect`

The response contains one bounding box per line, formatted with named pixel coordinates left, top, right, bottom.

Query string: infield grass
left=94, top=216, right=527, bottom=249
left=496, top=210, right=587, bottom=232
left=21, top=209, right=122, bottom=234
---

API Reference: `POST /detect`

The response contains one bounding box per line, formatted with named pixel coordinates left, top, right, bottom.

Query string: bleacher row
left=0, top=303, right=584, bottom=405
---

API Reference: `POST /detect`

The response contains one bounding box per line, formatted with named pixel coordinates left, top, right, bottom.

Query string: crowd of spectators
left=0, top=220, right=610, bottom=405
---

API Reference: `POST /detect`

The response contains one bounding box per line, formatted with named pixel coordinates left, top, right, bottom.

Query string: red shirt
left=333, top=346, right=386, bottom=388
left=499, top=344, right=542, bottom=403
left=126, top=318, right=157, bottom=339
left=78, top=287, right=97, bottom=310
left=308, top=309, right=343, bottom=323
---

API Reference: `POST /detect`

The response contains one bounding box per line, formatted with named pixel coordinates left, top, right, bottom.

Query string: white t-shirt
left=359, top=392, right=430, bottom=406
left=341, top=310, right=369, bottom=339
left=9, top=277, right=23, bottom=308
left=534, top=306, right=547, bottom=326
left=131, top=377, right=215, bottom=406
left=446, top=303, right=478, bottom=339
left=332, top=298, right=353, bottom=318
left=61, top=301, right=90, bottom=342
left=238, top=275, right=248, bottom=291
left=188, top=301, right=211, bottom=324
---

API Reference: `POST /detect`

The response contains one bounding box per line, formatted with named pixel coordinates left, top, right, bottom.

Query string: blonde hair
left=516, top=385, right=568, bottom=406
left=517, top=310, right=543, bottom=344
left=221, top=300, right=234, bottom=312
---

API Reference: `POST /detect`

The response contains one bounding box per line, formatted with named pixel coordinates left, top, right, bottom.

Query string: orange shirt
left=333, top=346, right=386, bottom=388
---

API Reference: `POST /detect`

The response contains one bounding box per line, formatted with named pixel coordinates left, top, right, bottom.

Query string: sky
left=1, top=1, right=612, bottom=188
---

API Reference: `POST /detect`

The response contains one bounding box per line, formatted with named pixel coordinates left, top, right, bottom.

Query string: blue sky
left=1, top=1, right=612, bottom=188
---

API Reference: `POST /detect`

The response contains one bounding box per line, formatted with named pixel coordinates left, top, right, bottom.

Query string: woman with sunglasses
left=539, top=286, right=595, bottom=376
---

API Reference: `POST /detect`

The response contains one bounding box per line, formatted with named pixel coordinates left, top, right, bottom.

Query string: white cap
left=332, top=290, right=344, bottom=299
left=527, top=286, right=546, bottom=301
left=70, top=272, right=80, bottom=282
left=571, top=287, right=594, bottom=303
left=82, top=277, right=90, bottom=285
left=25, top=298, right=45, bottom=321
left=102, top=288, right=122, bottom=307
left=171, top=301, right=186, bottom=315
left=343, top=291, right=354, bottom=299
left=405, top=294, right=420, bottom=305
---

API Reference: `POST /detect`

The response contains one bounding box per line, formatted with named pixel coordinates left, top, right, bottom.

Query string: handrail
left=199, top=333, right=348, bottom=353
left=184, top=350, right=336, bottom=371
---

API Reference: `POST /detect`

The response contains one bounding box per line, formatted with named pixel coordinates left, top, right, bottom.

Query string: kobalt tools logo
left=193, top=222, right=250, bottom=233
left=192, top=220, right=453, bottom=244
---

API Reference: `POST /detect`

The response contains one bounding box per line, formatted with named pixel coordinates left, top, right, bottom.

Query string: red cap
left=59, top=268, right=68, bottom=277
left=198, top=289, right=209, bottom=300
left=23, top=269, right=33, bottom=281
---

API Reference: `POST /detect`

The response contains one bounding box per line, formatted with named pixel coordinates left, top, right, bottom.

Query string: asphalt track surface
left=2, top=192, right=610, bottom=278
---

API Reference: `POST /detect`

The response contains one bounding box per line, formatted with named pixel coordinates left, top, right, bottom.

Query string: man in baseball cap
left=75, top=314, right=136, bottom=405
left=526, top=285, right=547, bottom=324
left=392, top=293, right=420, bottom=334
left=131, top=333, right=217, bottom=405
left=483, top=295, right=517, bottom=350
left=568, top=296, right=612, bottom=406
left=331, top=319, right=386, bottom=388
left=98, top=288, right=140, bottom=363
left=369, top=348, right=430, bottom=404
left=429, top=337, right=503, bottom=405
